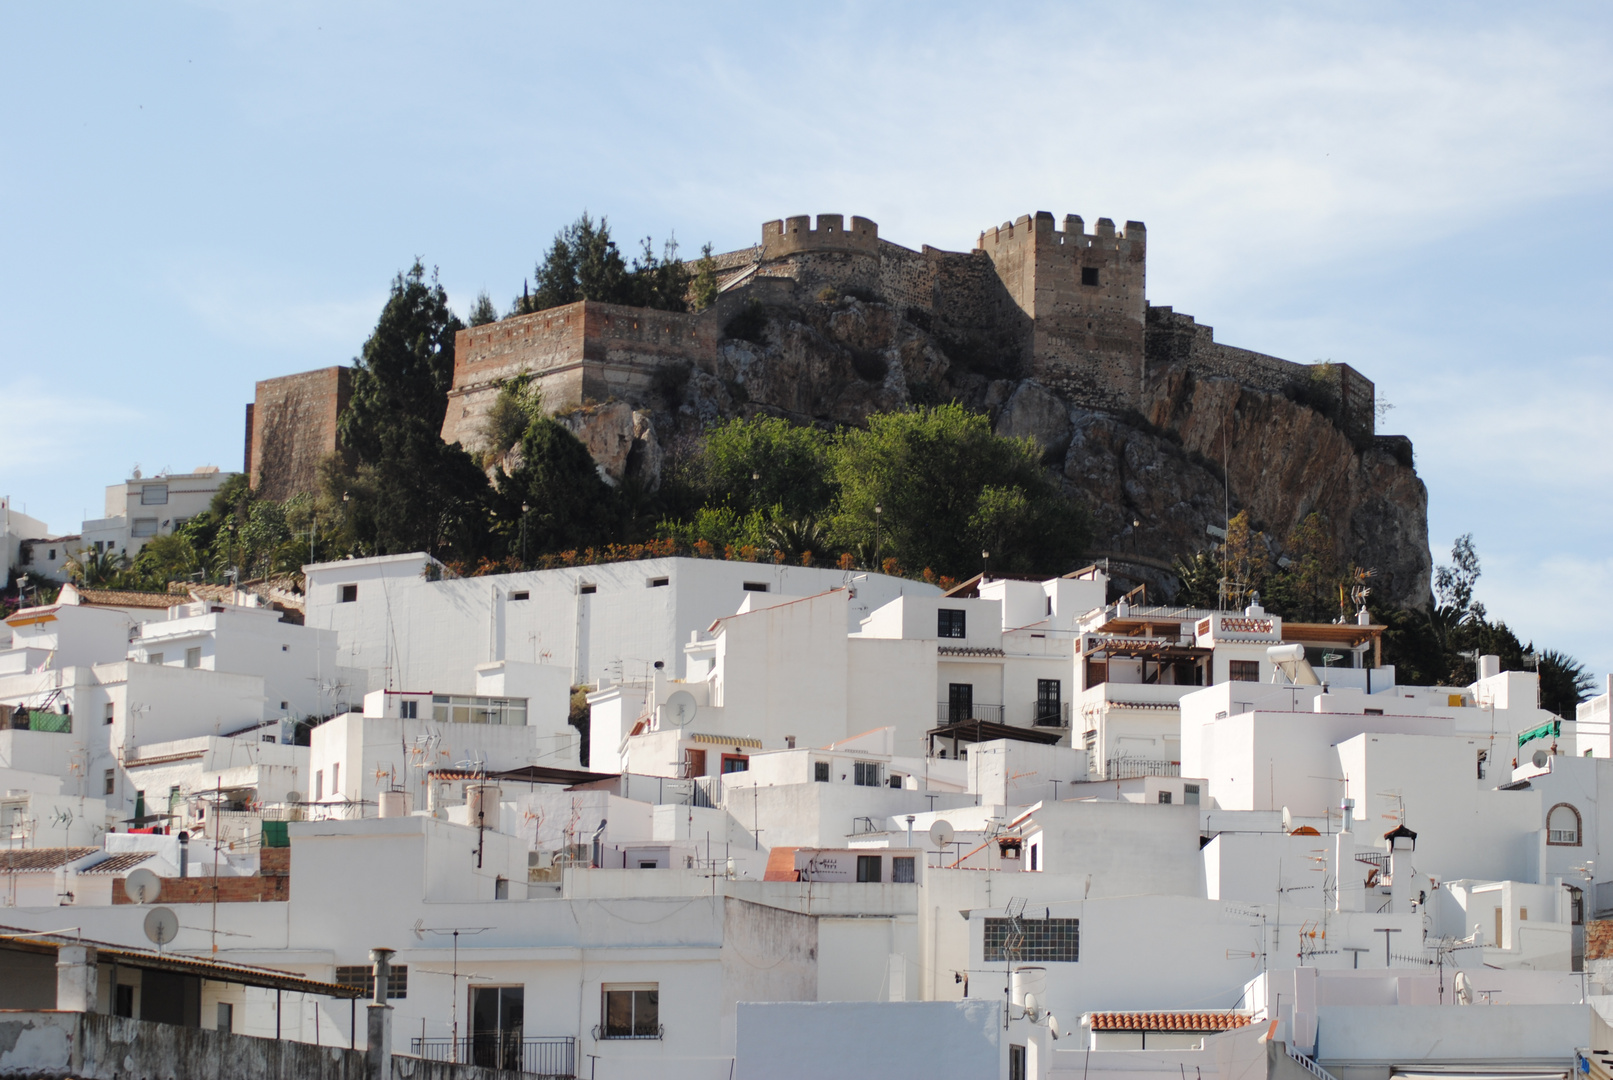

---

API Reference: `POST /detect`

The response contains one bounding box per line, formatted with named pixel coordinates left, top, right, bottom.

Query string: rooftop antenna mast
left=413, top=923, right=493, bottom=1061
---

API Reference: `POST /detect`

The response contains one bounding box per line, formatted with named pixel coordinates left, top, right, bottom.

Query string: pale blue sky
left=2, top=2, right=1609, bottom=683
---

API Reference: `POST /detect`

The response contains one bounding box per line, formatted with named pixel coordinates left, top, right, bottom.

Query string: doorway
left=471, top=985, right=524, bottom=1071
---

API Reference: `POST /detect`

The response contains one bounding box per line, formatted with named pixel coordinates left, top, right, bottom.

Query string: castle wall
left=440, top=301, right=715, bottom=454
left=247, top=366, right=350, bottom=501
left=1144, top=306, right=1375, bottom=435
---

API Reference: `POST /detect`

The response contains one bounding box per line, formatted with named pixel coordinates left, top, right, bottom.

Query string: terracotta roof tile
left=763, top=846, right=801, bottom=882
left=80, top=852, right=156, bottom=874
left=1088, top=1012, right=1252, bottom=1032
left=71, top=588, right=179, bottom=610
left=0, top=847, right=99, bottom=871
left=1587, top=920, right=1613, bottom=960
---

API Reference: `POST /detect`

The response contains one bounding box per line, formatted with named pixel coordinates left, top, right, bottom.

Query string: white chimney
left=1478, top=655, right=1500, bottom=681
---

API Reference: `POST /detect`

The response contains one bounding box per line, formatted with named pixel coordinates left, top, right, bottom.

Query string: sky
left=1, top=2, right=1609, bottom=686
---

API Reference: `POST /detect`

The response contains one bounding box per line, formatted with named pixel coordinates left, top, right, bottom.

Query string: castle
left=248, top=211, right=1375, bottom=495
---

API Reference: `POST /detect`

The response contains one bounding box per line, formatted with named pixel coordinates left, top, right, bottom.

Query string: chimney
left=1478, top=655, right=1501, bottom=681
left=55, top=944, right=98, bottom=1013
left=178, top=831, right=189, bottom=878
left=367, top=947, right=395, bottom=1080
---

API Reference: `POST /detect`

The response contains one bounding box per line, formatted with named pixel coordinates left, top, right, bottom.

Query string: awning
left=928, top=719, right=1063, bottom=746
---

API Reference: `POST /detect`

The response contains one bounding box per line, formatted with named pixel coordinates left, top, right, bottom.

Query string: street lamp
left=521, top=503, right=530, bottom=567
left=982, top=550, right=990, bottom=580
left=874, top=503, right=883, bottom=569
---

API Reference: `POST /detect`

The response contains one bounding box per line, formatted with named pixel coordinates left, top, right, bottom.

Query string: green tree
left=1265, top=511, right=1343, bottom=622
left=1171, top=551, right=1222, bottom=608
left=496, top=417, right=622, bottom=560
left=690, top=243, right=720, bottom=311
left=1538, top=650, right=1597, bottom=719
left=827, top=403, right=1089, bottom=578
left=696, top=416, right=834, bottom=520
left=481, top=374, right=545, bottom=461
left=516, top=213, right=630, bottom=314
left=628, top=235, right=693, bottom=312
left=468, top=291, right=500, bottom=326
left=339, top=260, right=464, bottom=462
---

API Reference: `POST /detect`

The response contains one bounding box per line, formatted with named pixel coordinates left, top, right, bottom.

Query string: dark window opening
left=813, top=761, right=829, bottom=782
left=721, top=754, right=749, bottom=774
left=1229, top=660, right=1261, bottom=683
left=601, top=986, right=657, bottom=1039
left=579, top=583, right=597, bottom=594
left=856, top=854, right=882, bottom=883
left=948, top=683, right=974, bottom=723
left=648, top=577, right=669, bottom=588
left=509, top=591, right=529, bottom=601
left=742, top=582, right=769, bottom=593
left=1081, top=267, right=1100, bottom=286
left=938, top=608, right=967, bottom=638
left=1036, top=679, right=1062, bottom=725
left=338, top=584, right=358, bottom=603
left=854, top=761, right=881, bottom=787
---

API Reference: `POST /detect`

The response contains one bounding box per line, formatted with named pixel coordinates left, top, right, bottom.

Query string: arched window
left=1547, top=803, right=1582, bottom=846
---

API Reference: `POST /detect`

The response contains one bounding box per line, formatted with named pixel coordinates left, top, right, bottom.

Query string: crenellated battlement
left=976, top=211, right=1145, bottom=253
left=761, top=213, right=880, bottom=259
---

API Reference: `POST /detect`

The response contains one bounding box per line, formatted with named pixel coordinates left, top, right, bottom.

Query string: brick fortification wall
left=440, top=300, right=719, bottom=451
left=248, top=367, right=351, bottom=501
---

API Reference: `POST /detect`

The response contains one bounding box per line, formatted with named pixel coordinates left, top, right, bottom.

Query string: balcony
left=1103, top=758, right=1181, bottom=780
left=1032, top=701, right=1072, bottom=728
left=937, top=702, right=1004, bottom=724
left=411, top=1035, right=576, bottom=1078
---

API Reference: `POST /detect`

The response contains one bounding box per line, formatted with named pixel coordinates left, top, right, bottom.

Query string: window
left=217, top=1002, right=233, bottom=1033
left=854, top=761, right=881, bottom=787
left=856, top=854, right=883, bottom=883
left=314, top=770, right=323, bottom=801
left=892, top=857, right=915, bottom=883
left=1229, top=660, right=1261, bottom=683
left=114, top=984, right=134, bottom=1017
left=335, top=965, right=407, bottom=999
left=184, top=647, right=201, bottom=669
left=742, top=582, right=769, bottom=593
left=400, top=700, right=418, bottom=719
left=104, top=703, right=115, bottom=726
left=131, top=518, right=159, bottom=538
left=888, top=774, right=903, bottom=789
left=813, top=761, right=829, bottom=782
left=947, top=683, right=974, bottom=723
left=578, top=583, right=597, bottom=594
left=1029, top=844, right=1039, bottom=871
left=938, top=608, right=967, bottom=638
left=647, top=577, right=669, bottom=588
left=509, top=591, right=529, bottom=601
left=721, top=754, right=749, bottom=774
left=1158, top=791, right=1172, bottom=804
left=104, top=769, right=115, bottom=796
left=1010, top=1045, right=1026, bottom=1080
left=601, top=985, right=659, bottom=1038
left=1548, top=803, right=1582, bottom=846
left=148, top=653, right=163, bottom=665
left=1184, top=783, right=1200, bottom=806
left=280, top=700, right=288, bottom=710
left=338, top=584, right=358, bottom=603
left=1365, top=708, right=1384, bottom=715
left=140, top=484, right=168, bottom=505
left=1036, top=679, right=1062, bottom=725
left=984, top=917, right=1080, bottom=962
left=1081, top=266, right=1100, bottom=287
left=495, top=877, right=509, bottom=899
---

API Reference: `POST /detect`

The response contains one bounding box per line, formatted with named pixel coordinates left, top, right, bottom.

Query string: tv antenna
left=413, top=923, right=493, bottom=1060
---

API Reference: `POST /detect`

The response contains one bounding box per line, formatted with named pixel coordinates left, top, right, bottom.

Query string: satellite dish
left=663, top=690, right=698, bottom=728
left=124, top=868, right=161, bottom=905
left=929, top=821, right=955, bottom=848
left=1045, top=1013, right=1060, bottom=1039
left=143, top=906, right=179, bottom=947
left=1281, top=806, right=1292, bottom=832
left=1023, top=991, right=1040, bottom=1021
left=1454, top=968, right=1473, bottom=1005
left=1532, top=749, right=1549, bottom=769
left=286, top=790, right=303, bottom=804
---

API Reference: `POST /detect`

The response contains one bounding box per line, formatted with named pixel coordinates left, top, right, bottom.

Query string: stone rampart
left=761, top=213, right=879, bottom=259
left=248, top=366, right=351, bottom=501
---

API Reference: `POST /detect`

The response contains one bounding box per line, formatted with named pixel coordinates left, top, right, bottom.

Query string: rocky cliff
left=560, top=293, right=1432, bottom=610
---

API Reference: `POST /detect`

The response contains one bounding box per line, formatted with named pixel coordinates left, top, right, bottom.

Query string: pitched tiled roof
left=0, top=847, right=99, bottom=871
left=763, top=846, right=801, bottom=882
left=80, top=852, right=156, bottom=875
left=71, top=588, right=178, bottom=610
left=1088, top=1012, right=1252, bottom=1032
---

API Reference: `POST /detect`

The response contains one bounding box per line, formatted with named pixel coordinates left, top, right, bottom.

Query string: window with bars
left=984, top=917, right=1080, bottom=962
left=601, top=985, right=659, bottom=1038
left=1229, top=660, right=1261, bottom=683
left=938, top=609, right=967, bottom=638
left=892, top=857, right=915, bottom=883
left=853, top=761, right=881, bottom=787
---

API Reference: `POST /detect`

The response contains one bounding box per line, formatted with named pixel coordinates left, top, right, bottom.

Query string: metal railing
left=1103, top=758, right=1181, bottom=780
left=1286, top=1043, right=1341, bottom=1080
left=409, top=1035, right=575, bottom=1077
left=1032, top=701, right=1071, bottom=727
left=937, top=702, right=1004, bottom=724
